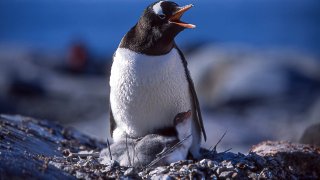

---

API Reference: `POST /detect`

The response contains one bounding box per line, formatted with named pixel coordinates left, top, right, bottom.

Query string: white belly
left=110, top=48, right=192, bottom=140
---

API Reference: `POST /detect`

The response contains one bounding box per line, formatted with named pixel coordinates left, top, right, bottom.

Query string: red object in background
left=68, top=43, right=88, bottom=73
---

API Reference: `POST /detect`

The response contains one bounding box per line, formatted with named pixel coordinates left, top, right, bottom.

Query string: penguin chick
left=100, top=111, right=193, bottom=167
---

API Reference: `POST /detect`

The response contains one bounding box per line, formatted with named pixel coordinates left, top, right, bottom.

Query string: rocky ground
left=1, top=114, right=319, bottom=179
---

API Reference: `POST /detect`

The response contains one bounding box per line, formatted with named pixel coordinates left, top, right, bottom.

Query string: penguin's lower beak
left=169, top=4, right=196, bottom=29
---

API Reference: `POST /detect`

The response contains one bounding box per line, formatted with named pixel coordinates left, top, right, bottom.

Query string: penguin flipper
left=174, top=45, right=207, bottom=141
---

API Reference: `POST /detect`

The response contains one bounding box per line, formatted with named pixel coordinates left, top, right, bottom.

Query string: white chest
left=110, top=48, right=191, bottom=139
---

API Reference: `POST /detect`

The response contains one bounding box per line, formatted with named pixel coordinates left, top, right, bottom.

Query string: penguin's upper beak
left=169, top=4, right=196, bottom=29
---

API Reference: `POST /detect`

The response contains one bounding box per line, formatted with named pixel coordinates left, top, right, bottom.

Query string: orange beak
left=169, top=4, right=196, bottom=29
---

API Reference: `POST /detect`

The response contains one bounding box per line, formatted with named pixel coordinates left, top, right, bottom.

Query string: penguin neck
left=119, top=22, right=181, bottom=55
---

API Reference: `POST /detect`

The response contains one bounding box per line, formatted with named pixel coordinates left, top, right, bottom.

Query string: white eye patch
left=152, top=1, right=164, bottom=15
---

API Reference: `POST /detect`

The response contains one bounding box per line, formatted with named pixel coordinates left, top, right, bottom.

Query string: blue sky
left=0, top=0, right=319, bottom=56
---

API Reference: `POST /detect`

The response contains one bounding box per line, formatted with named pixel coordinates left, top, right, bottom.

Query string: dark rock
left=0, top=114, right=106, bottom=179
left=300, top=123, right=320, bottom=146
left=250, top=141, right=320, bottom=179
left=219, top=170, right=234, bottom=178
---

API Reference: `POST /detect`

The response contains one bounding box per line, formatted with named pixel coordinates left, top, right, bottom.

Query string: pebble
left=77, top=159, right=87, bottom=166
left=75, top=171, right=86, bottom=179
left=188, top=164, right=197, bottom=170
left=269, top=159, right=279, bottom=166
left=158, top=166, right=170, bottom=174
left=219, top=171, right=234, bottom=178
left=63, top=166, right=74, bottom=173
left=210, top=174, right=218, bottom=180
left=151, top=174, right=172, bottom=180
left=138, top=171, right=147, bottom=177
left=102, top=165, right=112, bottom=172
left=149, top=166, right=169, bottom=176
left=62, top=149, right=71, bottom=156
left=102, top=159, right=119, bottom=167
left=226, top=162, right=234, bottom=169
left=254, top=156, right=267, bottom=167
left=207, top=160, right=217, bottom=168
left=170, top=160, right=185, bottom=167
left=179, top=165, right=189, bottom=174
left=199, top=159, right=209, bottom=167
left=93, top=170, right=100, bottom=175
left=236, top=162, right=246, bottom=169
left=124, top=168, right=135, bottom=176
left=216, top=167, right=227, bottom=174
left=231, top=172, right=238, bottom=178
left=248, top=172, right=259, bottom=179
left=49, top=161, right=64, bottom=169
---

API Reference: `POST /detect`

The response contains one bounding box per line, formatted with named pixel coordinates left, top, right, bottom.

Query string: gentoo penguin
left=109, top=1, right=206, bottom=158
left=100, top=111, right=193, bottom=167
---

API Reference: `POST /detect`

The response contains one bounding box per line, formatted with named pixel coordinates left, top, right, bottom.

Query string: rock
left=123, top=167, right=135, bottom=176
left=199, top=159, right=210, bottom=167
left=151, top=174, right=172, bottom=180
left=75, top=171, right=86, bottom=179
left=207, top=160, right=217, bottom=168
left=250, top=141, right=320, bottom=179
left=219, top=170, right=234, bottom=178
left=1, top=115, right=319, bottom=179
left=300, top=123, right=320, bottom=146
left=0, top=114, right=102, bottom=179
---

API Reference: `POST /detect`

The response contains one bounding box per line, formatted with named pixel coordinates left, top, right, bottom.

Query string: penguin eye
left=158, top=14, right=166, bottom=19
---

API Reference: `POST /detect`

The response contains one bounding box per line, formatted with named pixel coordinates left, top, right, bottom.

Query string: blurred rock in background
left=187, top=44, right=320, bottom=152
left=300, top=123, right=320, bottom=146
left=0, top=46, right=110, bottom=140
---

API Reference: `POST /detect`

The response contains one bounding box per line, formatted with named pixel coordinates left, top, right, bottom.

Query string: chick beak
left=169, top=4, right=196, bottom=29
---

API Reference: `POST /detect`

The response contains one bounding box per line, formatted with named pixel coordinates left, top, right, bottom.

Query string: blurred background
left=0, top=0, right=319, bottom=152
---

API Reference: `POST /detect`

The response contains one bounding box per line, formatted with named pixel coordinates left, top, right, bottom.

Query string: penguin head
left=120, top=1, right=195, bottom=55
left=139, top=1, right=195, bottom=38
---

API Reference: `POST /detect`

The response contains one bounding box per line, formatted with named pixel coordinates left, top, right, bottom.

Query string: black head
left=141, top=1, right=195, bottom=30
left=119, top=1, right=195, bottom=55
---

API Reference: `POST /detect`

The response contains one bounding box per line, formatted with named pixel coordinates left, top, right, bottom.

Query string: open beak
left=169, top=4, right=196, bottom=29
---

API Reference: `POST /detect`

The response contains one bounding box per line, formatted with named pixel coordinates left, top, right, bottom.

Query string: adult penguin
left=109, top=1, right=206, bottom=158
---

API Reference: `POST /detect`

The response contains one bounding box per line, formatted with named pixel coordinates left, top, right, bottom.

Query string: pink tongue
left=170, top=21, right=196, bottom=29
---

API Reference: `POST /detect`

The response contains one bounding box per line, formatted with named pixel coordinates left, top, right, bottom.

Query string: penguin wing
left=174, top=45, right=207, bottom=141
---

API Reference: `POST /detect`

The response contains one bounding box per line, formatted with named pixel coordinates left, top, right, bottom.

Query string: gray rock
left=124, top=167, right=135, bottom=176
left=216, top=166, right=228, bottom=175
left=75, top=171, right=86, bottom=179
left=219, top=171, right=234, bottom=178
left=199, top=159, right=209, bottom=167
left=151, top=174, right=172, bottom=180
left=207, top=160, right=217, bottom=168
left=149, top=166, right=170, bottom=176
left=225, top=161, right=234, bottom=169
left=300, top=123, right=320, bottom=146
